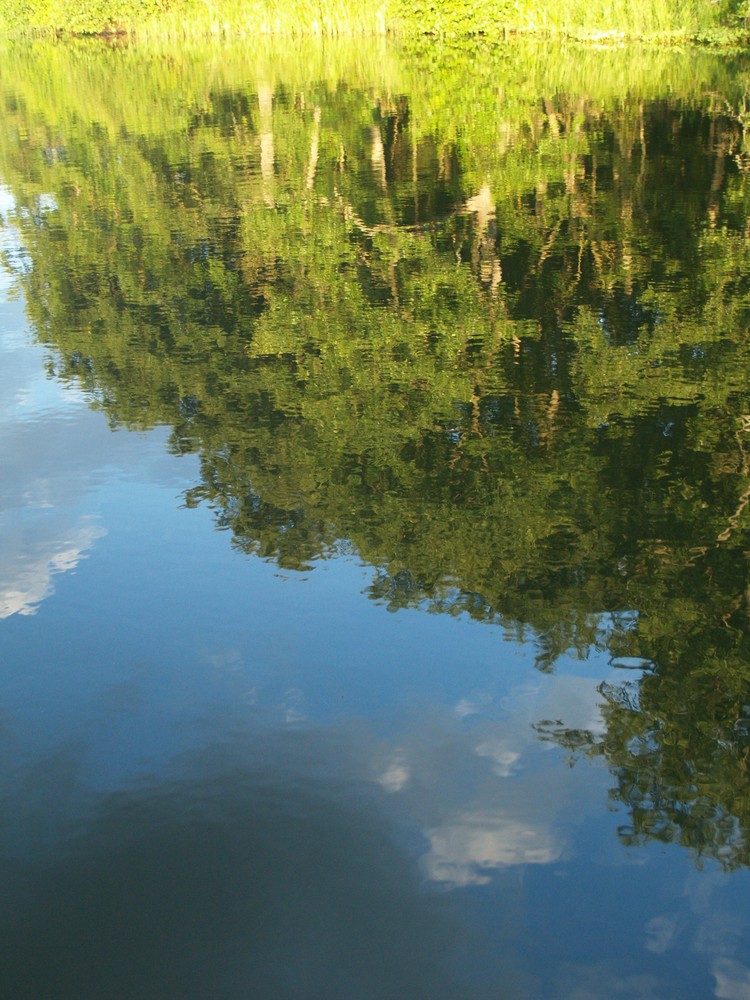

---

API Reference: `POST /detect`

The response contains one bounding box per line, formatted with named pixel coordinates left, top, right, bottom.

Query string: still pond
left=1, top=36, right=750, bottom=999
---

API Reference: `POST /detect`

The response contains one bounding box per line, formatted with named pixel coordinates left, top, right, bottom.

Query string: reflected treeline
left=2, top=39, right=750, bottom=866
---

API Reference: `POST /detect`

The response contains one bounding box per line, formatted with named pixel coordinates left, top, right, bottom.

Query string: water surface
left=1, top=37, right=750, bottom=999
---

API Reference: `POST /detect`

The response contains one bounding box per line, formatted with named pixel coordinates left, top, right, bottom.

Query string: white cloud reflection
left=425, top=810, right=561, bottom=885
left=0, top=514, right=105, bottom=618
left=377, top=755, right=410, bottom=792
left=644, top=914, right=679, bottom=955
left=714, top=958, right=750, bottom=999
left=371, top=671, right=612, bottom=888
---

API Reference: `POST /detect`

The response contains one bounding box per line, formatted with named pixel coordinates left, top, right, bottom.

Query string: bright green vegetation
left=2, top=38, right=750, bottom=866
left=0, top=0, right=748, bottom=43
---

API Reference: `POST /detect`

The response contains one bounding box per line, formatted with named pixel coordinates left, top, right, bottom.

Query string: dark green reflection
left=2, top=39, right=750, bottom=867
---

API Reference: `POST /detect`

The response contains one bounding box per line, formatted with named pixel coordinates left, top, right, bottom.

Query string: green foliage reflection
left=2, top=38, right=750, bottom=865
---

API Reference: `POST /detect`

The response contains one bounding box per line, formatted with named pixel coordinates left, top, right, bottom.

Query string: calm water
left=2, top=36, right=750, bottom=999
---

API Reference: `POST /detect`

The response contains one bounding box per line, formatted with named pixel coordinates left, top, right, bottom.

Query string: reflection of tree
left=538, top=626, right=750, bottom=869
left=2, top=40, right=750, bottom=859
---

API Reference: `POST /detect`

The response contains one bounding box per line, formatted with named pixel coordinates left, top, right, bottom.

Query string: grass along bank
left=0, top=0, right=748, bottom=44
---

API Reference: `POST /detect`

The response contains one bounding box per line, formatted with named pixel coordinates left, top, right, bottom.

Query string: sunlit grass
left=389, top=0, right=747, bottom=43
left=0, top=0, right=746, bottom=43
left=139, top=0, right=389, bottom=37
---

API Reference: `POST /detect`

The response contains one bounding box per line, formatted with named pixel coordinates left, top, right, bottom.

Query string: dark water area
left=1, top=36, right=750, bottom=999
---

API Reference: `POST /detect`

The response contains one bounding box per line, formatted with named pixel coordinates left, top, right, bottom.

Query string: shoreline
left=0, top=0, right=747, bottom=49
left=8, top=28, right=750, bottom=48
